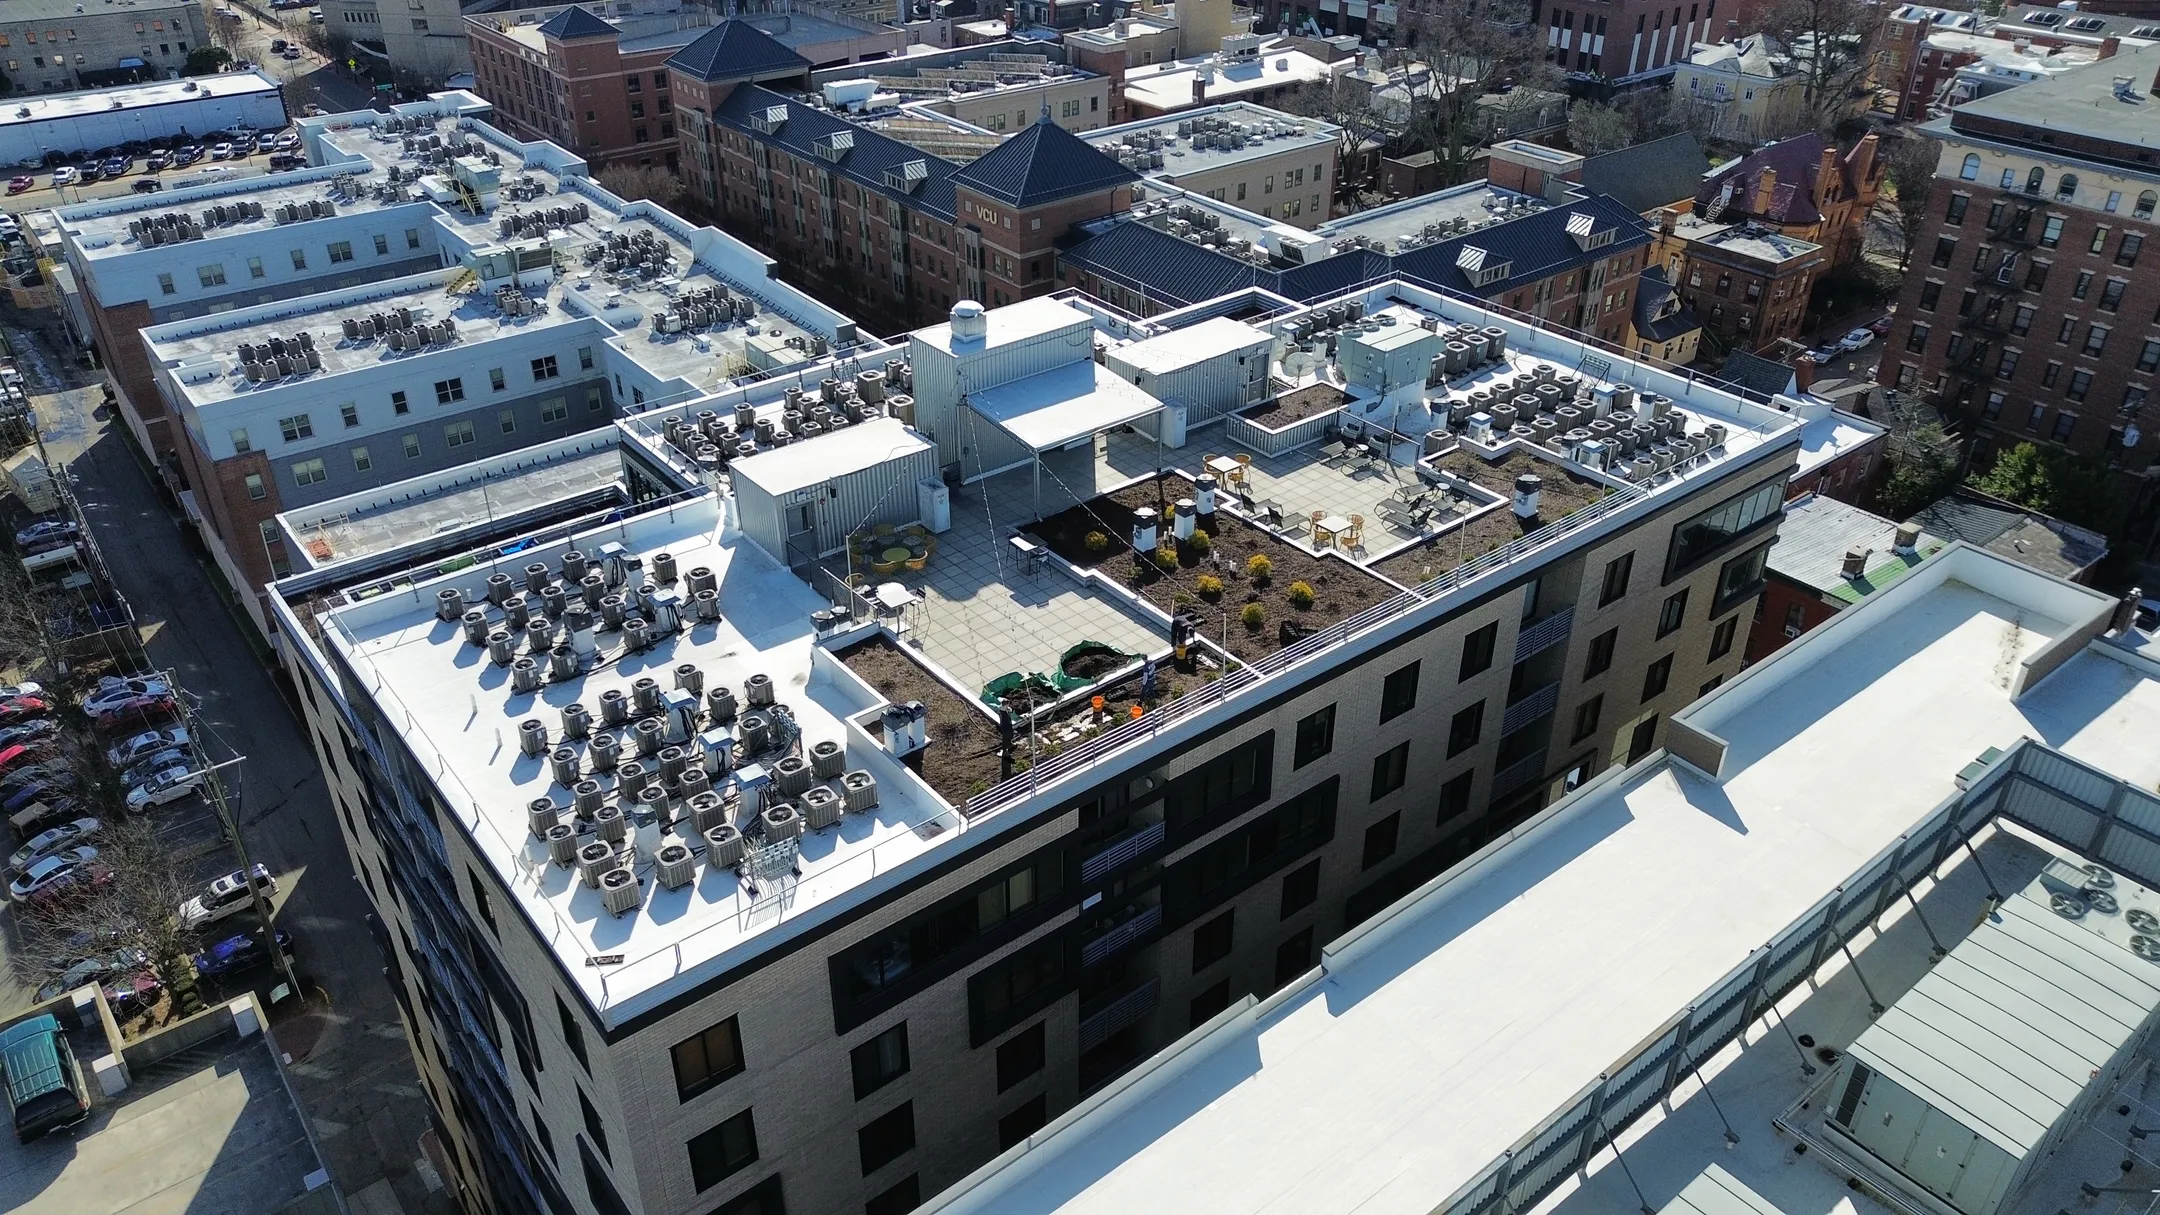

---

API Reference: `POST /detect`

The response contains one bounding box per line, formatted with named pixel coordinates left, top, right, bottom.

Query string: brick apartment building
left=1539, top=0, right=1744, bottom=84
left=470, top=2, right=906, bottom=173
left=1651, top=207, right=1826, bottom=354
left=673, top=20, right=1143, bottom=334
left=1693, top=132, right=1883, bottom=272
left=1877, top=44, right=2160, bottom=530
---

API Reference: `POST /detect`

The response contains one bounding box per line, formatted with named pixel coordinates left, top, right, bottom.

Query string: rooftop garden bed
left=1027, top=473, right=1394, bottom=663
left=1372, top=449, right=1612, bottom=586
left=1237, top=382, right=1347, bottom=430
left=837, top=634, right=1010, bottom=805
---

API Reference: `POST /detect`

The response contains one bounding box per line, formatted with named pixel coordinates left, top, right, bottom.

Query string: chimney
left=2101, top=35, right=2121, bottom=59
left=1193, top=73, right=1208, bottom=104
left=1818, top=144, right=1839, bottom=201
left=1841, top=549, right=1870, bottom=580
left=1725, top=17, right=1738, bottom=40
left=1658, top=205, right=1680, bottom=235
left=1794, top=351, right=1818, bottom=391
left=1893, top=523, right=1921, bottom=555
left=1752, top=167, right=1778, bottom=216
left=1850, top=131, right=1880, bottom=185
left=2110, top=586, right=2144, bottom=634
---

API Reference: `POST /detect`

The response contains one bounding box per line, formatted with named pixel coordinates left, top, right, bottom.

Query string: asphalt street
left=3, top=311, right=447, bottom=1215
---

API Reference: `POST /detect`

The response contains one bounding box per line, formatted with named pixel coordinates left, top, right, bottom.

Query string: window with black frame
left=1713, top=542, right=1773, bottom=613
left=1669, top=479, right=1782, bottom=573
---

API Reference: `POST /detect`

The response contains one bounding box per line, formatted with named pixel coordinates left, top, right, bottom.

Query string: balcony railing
left=1080, top=820, right=1165, bottom=884
left=1514, top=611, right=1573, bottom=662
left=1078, top=977, right=1161, bottom=1052
left=1492, top=748, right=1549, bottom=797
left=1081, top=904, right=1162, bottom=969
left=1502, top=681, right=1561, bottom=736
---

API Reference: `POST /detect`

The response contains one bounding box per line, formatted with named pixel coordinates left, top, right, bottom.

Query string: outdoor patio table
left=1317, top=514, right=1353, bottom=547
left=880, top=546, right=912, bottom=565
left=1205, top=455, right=1242, bottom=483
left=875, top=582, right=918, bottom=614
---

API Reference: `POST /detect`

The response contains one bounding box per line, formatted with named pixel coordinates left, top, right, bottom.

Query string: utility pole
left=176, top=684, right=304, bottom=1005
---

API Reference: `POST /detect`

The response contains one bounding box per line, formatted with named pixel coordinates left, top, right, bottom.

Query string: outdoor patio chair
left=1261, top=501, right=1284, bottom=527
left=1320, top=441, right=1348, bottom=465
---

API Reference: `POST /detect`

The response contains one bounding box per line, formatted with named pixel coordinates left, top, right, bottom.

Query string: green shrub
left=1196, top=574, right=1225, bottom=600
left=1240, top=602, right=1267, bottom=630
left=1287, top=580, right=1316, bottom=609
left=1185, top=530, right=1212, bottom=556
left=1153, top=544, right=1179, bottom=571
left=1245, top=554, right=1273, bottom=582
left=1083, top=530, right=1111, bottom=554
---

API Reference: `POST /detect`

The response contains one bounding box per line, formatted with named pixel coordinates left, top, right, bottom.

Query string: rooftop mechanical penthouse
left=273, top=277, right=1811, bottom=1215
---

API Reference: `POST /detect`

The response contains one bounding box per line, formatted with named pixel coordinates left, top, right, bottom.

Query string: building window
left=230, top=427, right=252, bottom=453
left=391, top=391, right=409, bottom=415
left=1931, top=236, right=1955, bottom=268
left=1192, top=910, right=1234, bottom=972
left=1626, top=715, right=1659, bottom=764
left=1459, top=621, right=1497, bottom=679
left=541, top=397, right=569, bottom=423
left=156, top=272, right=175, bottom=295
left=489, top=367, right=506, bottom=391
left=290, top=249, right=307, bottom=270
left=1656, top=589, right=1688, bottom=639
left=2119, top=233, right=2145, bottom=266
left=2040, top=216, right=2064, bottom=248
left=1569, top=691, right=1604, bottom=743
left=2050, top=413, right=2076, bottom=443
left=1944, top=194, right=1968, bottom=223
left=1379, top=662, right=1419, bottom=721
left=1919, top=282, right=1942, bottom=311
left=579, top=345, right=595, bottom=370
left=2068, top=369, right=2092, bottom=401
left=2100, top=280, right=2127, bottom=313
left=352, top=446, right=371, bottom=473
left=1292, top=704, right=1334, bottom=768
left=1280, top=858, right=1320, bottom=918
left=532, top=355, right=560, bottom=380
left=996, top=1023, right=1044, bottom=1092
left=2085, top=325, right=2110, bottom=356
left=1361, top=811, right=1401, bottom=870
left=406, top=228, right=422, bottom=249
left=373, top=233, right=389, bottom=256
left=671, top=1016, right=745, bottom=1101
left=2137, top=339, right=2160, bottom=374
left=443, top=421, right=475, bottom=447
left=244, top=473, right=265, bottom=501
left=1275, top=927, right=1314, bottom=990
left=1370, top=742, right=1409, bottom=800
left=1584, top=627, right=1617, bottom=678
left=1709, top=615, right=1738, bottom=660
left=2136, top=191, right=2158, bottom=220
left=279, top=414, right=313, bottom=442
left=687, top=1109, right=758, bottom=1192
left=1599, top=553, right=1632, bottom=605
left=1447, top=702, right=1485, bottom=757
left=1958, top=154, right=1979, bottom=181
left=850, top=1024, right=909, bottom=1100
left=435, top=378, right=464, bottom=404
left=1906, top=323, right=1931, bottom=354
left=1641, top=655, right=1672, bottom=701
left=402, top=433, right=420, bottom=459
left=579, top=1088, right=608, bottom=1161
left=198, top=264, right=226, bottom=287
left=1189, top=978, right=1231, bottom=1028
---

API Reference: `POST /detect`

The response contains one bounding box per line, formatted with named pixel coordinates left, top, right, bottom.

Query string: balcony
left=1492, top=748, right=1549, bottom=797
left=1078, top=976, right=1161, bottom=1051
left=1514, top=611, right=1572, bottom=662
left=1080, top=820, right=1165, bottom=883
left=1501, top=681, right=1560, bottom=736
left=1081, top=904, right=1162, bottom=969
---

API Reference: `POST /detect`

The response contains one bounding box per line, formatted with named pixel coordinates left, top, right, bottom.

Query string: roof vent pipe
left=2111, top=587, right=2144, bottom=635
left=1842, top=549, right=1869, bottom=579
left=949, top=300, right=987, bottom=343
left=1893, top=524, right=1921, bottom=556
left=1512, top=474, right=1542, bottom=518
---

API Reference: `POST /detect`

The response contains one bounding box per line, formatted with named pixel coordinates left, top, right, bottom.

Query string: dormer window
left=1457, top=245, right=1512, bottom=287
left=1566, top=212, right=1614, bottom=251
left=748, top=105, right=788, bottom=134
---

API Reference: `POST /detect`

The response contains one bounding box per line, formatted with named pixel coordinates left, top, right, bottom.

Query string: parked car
left=267, top=153, right=304, bottom=171
left=173, top=145, right=203, bottom=166
left=0, top=698, right=54, bottom=728
left=1, top=1014, right=90, bottom=1142
left=119, top=747, right=189, bottom=786
left=130, top=179, right=163, bottom=194
left=0, top=719, right=59, bottom=750
left=15, top=519, right=79, bottom=552
left=196, top=166, right=238, bottom=178
left=302, top=104, right=324, bottom=117
left=1870, top=314, right=1895, bottom=335
left=7, top=818, right=100, bottom=876
left=4, top=177, right=29, bottom=195
left=49, top=167, right=75, bottom=186
left=270, top=37, right=288, bottom=52
left=1838, top=328, right=1875, bottom=351
left=0, top=682, right=43, bottom=701
left=280, top=47, right=303, bottom=60
left=126, top=761, right=204, bottom=811
left=0, top=765, right=70, bottom=804
left=102, top=968, right=163, bottom=1016
left=9, top=847, right=96, bottom=901
left=178, top=864, right=276, bottom=929
left=146, top=151, right=170, bottom=171
left=107, top=727, right=189, bottom=768
left=81, top=677, right=176, bottom=726
left=1805, top=345, right=1841, bottom=365
left=193, top=928, right=293, bottom=980
left=99, top=157, right=130, bottom=177
left=208, top=143, right=234, bottom=161
left=7, top=798, right=85, bottom=839
left=0, top=744, right=54, bottom=777
left=75, top=165, right=101, bottom=184
left=33, top=946, right=145, bottom=1001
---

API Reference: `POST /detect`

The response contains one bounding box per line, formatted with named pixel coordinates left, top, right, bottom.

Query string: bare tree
left=1760, top=0, right=1885, bottom=132
left=1279, top=74, right=1396, bottom=201
left=12, top=814, right=209, bottom=1020
left=1881, top=131, right=1941, bottom=272
left=597, top=163, right=688, bottom=208
left=1391, top=0, right=1562, bottom=188
left=1566, top=101, right=1637, bottom=155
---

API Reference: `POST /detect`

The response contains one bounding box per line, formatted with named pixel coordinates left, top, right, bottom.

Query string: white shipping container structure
left=1103, top=315, right=1272, bottom=425
left=1824, top=857, right=2160, bottom=1215
left=727, top=417, right=938, bottom=565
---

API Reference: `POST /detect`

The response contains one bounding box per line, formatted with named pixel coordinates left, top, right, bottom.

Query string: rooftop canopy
left=966, top=361, right=1163, bottom=453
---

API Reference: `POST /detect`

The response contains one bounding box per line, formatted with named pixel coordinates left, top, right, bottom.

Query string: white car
left=208, top=143, right=234, bottom=160
left=0, top=215, right=20, bottom=239
left=50, top=167, right=76, bottom=186
left=127, top=762, right=205, bottom=811
left=178, top=864, right=276, bottom=930
left=108, top=727, right=190, bottom=767
left=1838, top=328, right=1876, bottom=351
left=9, top=846, right=96, bottom=901
left=197, top=165, right=239, bottom=177
left=7, top=817, right=100, bottom=876
left=0, top=681, right=42, bottom=701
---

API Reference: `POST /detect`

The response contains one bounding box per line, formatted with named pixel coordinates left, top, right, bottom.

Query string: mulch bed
left=1027, top=473, right=1394, bottom=663
left=1061, top=649, right=1129, bottom=680
left=1371, top=450, right=1610, bottom=586
left=837, top=634, right=1012, bottom=804
left=1237, top=382, right=1346, bottom=429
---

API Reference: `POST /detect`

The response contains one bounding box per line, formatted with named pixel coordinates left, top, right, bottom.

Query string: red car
left=0, top=697, right=53, bottom=727
left=0, top=743, right=52, bottom=775
left=5, top=176, right=30, bottom=195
